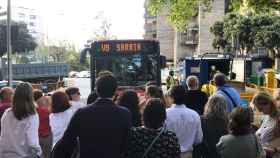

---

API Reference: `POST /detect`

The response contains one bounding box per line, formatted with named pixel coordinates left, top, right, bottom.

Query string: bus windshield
left=96, top=53, right=158, bottom=86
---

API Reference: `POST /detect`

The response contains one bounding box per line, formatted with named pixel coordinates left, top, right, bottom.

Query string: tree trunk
left=275, top=58, right=280, bottom=73
left=275, top=49, right=280, bottom=73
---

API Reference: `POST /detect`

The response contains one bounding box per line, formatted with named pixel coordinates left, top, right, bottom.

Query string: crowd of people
left=0, top=71, right=279, bottom=158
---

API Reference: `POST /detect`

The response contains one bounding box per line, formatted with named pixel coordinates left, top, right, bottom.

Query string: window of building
left=29, top=30, right=37, bottom=33
left=152, top=34, right=157, bottom=38
left=29, top=22, right=35, bottom=27
left=18, top=13, right=25, bottom=18
left=30, top=15, right=36, bottom=19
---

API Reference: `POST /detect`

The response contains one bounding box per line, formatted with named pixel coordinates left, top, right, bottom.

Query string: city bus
left=81, top=40, right=164, bottom=93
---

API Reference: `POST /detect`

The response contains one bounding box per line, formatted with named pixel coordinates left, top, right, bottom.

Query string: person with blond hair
left=194, top=94, right=228, bottom=158
left=0, top=82, right=42, bottom=158
left=253, top=91, right=280, bottom=158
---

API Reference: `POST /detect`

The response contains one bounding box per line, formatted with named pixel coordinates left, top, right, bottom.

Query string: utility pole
left=7, top=0, right=12, bottom=87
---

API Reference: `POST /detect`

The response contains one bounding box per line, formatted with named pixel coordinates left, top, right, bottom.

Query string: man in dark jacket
left=54, top=74, right=132, bottom=158
left=184, top=75, right=208, bottom=115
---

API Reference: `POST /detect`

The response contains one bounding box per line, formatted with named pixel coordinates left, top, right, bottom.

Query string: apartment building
left=0, top=4, right=44, bottom=44
left=144, top=0, right=228, bottom=63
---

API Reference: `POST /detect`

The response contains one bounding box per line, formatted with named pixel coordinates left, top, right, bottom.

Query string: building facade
left=144, top=0, right=227, bottom=63
left=0, top=5, right=44, bottom=44
left=198, top=0, right=226, bottom=54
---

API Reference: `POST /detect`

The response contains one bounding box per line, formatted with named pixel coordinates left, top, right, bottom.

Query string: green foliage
left=230, top=0, right=280, bottom=14
left=147, top=0, right=212, bottom=31
left=210, top=21, right=228, bottom=51
left=18, top=56, right=29, bottom=64
left=235, top=16, right=254, bottom=53
left=0, top=21, right=37, bottom=56
left=211, top=13, right=280, bottom=56
left=65, top=50, right=89, bottom=71
left=254, top=15, right=280, bottom=56
left=36, top=43, right=89, bottom=71
left=91, top=12, right=117, bottom=40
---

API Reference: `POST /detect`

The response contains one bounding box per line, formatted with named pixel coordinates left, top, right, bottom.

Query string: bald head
left=0, top=87, right=14, bottom=101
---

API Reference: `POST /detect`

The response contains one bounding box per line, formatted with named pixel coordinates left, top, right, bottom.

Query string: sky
left=2, top=0, right=146, bottom=49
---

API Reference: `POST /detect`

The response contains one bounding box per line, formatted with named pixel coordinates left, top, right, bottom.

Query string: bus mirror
left=160, top=55, right=166, bottom=68
left=80, top=48, right=90, bottom=64
left=230, top=72, right=236, bottom=80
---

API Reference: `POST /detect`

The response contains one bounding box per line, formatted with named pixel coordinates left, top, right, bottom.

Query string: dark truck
left=0, top=63, right=70, bottom=91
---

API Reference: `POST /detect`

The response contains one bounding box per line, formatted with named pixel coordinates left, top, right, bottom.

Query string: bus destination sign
left=100, top=42, right=141, bottom=53
left=92, top=40, right=158, bottom=56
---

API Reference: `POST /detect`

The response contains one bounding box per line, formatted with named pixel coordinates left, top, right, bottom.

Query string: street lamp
left=7, top=0, right=12, bottom=87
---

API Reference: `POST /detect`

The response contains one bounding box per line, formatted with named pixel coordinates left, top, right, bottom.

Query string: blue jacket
left=216, top=85, right=241, bottom=112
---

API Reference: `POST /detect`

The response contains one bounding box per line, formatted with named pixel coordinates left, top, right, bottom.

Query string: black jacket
left=184, top=90, right=208, bottom=115
left=53, top=98, right=132, bottom=158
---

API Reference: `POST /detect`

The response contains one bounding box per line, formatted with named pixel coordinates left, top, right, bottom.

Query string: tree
left=47, top=46, right=67, bottom=62
left=210, top=21, right=228, bottom=52
left=254, top=15, right=280, bottom=70
left=235, top=16, right=255, bottom=55
left=230, top=0, right=280, bottom=14
left=251, top=15, right=280, bottom=57
left=90, top=12, right=117, bottom=40
left=147, top=0, right=212, bottom=31
left=211, top=13, right=280, bottom=71
left=0, top=21, right=37, bottom=56
left=66, top=49, right=89, bottom=71
left=213, top=13, right=255, bottom=55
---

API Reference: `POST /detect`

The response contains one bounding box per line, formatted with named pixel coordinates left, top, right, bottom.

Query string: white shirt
left=256, top=115, right=277, bottom=145
left=70, top=100, right=86, bottom=112
left=0, top=108, right=42, bottom=158
left=166, top=104, right=203, bottom=153
left=49, top=107, right=76, bottom=147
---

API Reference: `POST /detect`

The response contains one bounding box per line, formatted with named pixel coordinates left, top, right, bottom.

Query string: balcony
left=180, top=25, right=199, bottom=45
left=180, top=33, right=198, bottom=45
left=144, top=13, right=156, bottom=20
left=144, top=23, right=156, bottom=32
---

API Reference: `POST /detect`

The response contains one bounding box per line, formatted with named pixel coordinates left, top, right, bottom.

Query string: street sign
left=0, top=11, right=7, bottom=16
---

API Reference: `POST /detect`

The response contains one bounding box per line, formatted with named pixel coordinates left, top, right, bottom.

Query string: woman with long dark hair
left=0, top=82, right=42, bottom=157
left=117, top=90, right=141, bottom=127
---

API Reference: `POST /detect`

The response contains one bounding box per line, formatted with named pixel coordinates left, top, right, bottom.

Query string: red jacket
left=37, top=107, right=51, bottom=138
